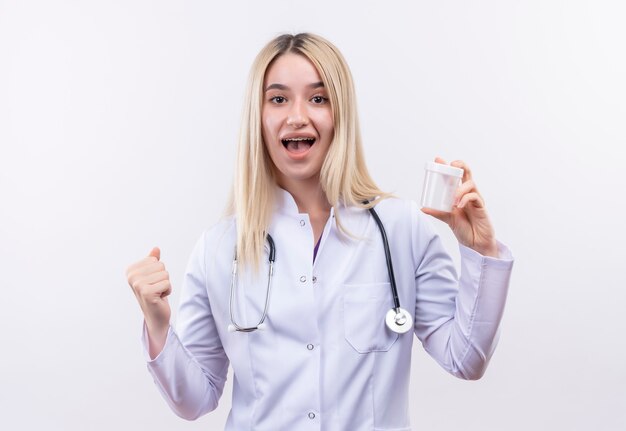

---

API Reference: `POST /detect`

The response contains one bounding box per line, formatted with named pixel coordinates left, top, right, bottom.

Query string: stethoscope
left=228, top=204, right=413, bottom=334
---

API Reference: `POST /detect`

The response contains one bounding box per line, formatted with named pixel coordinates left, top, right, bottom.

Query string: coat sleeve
left=142, top=231, right=230, bottom=420
left=410, top=202, right=514, bottom=380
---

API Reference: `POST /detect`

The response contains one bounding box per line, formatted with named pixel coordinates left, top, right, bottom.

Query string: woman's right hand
left=126, top=247, right=172, bottom=358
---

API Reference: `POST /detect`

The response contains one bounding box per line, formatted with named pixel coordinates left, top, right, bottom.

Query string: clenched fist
left=126, top=247, right=171, bottom=358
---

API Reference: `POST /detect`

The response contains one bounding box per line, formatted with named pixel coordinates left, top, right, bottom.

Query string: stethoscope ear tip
left=227, top=324, right=237, bottom=333
left=256, top=323, right=267, bottom=331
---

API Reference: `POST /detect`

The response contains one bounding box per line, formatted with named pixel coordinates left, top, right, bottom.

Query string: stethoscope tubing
left=367, top=206, right=401, bottom=312
left=229, top=202, right=413, bottom=334
left=228, top=234, right=276, bottom=332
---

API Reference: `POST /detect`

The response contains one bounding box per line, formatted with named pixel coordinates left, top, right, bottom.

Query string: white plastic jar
left=420, top=161, right=464, bottom=212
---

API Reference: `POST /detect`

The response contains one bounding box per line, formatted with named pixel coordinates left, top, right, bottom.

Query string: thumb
left=421, top=207, right=452, bottom=224
left=149, top=247, right=161, bottom=261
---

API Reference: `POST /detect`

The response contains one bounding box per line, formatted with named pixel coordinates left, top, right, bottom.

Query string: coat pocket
left=343, top=282, right=399, bottom=353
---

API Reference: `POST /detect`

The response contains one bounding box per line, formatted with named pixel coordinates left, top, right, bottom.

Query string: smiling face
left=262, top=53, right=334, bottom=191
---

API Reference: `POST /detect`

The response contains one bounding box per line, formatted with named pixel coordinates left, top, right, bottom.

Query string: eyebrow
left=264, top=81, right=325, bottom=92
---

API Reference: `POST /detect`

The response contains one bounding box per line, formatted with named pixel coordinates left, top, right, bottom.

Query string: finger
left=457, top=192, right=485, bottom=209
left=434, top=156, right=448, bottom=165
left=125, top=255, right=159, bottom=276
left=149, top=247, right=160, bottom=261
left=134, top=278, right=172, bottom=300
left=450, top=159, right=472, bottom=182
left=127, top=261, right=166, bottom=287
left=421, top=207, right=452, bottom=224
left=130, top=261, right=165, bottom=277
left=142, top=270, right=169, bottom=286
left=454, top=179, right=478, bottom=205
left=151, top=279, right=172, bottom=298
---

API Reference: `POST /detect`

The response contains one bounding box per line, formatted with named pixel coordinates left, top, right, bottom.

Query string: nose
left=286, top=100, right=309, bottom=128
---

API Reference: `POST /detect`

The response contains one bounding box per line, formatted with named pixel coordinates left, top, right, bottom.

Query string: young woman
left=126, top=33, right=514, bottom=430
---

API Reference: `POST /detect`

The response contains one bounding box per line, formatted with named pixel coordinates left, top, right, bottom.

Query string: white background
left=1, top=1, right=625, bottom=430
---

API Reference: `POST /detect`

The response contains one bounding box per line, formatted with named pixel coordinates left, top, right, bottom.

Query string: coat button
left=312, top=276, right=317, bottom=284
left=307, top=344, right=314, bottom=350
left=300, top=276, right=306, bottom=283
left=300, top=220, right=306, bottom=226
left=308, top=412, right=316, bottom=419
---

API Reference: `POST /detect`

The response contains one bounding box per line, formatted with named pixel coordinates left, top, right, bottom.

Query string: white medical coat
left=143, top=188, right=514, bottom=430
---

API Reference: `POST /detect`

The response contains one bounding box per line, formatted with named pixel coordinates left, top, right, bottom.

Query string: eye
left=270, top=96, right=287, bottom=104
left=311, top=96, right=328, bottom=104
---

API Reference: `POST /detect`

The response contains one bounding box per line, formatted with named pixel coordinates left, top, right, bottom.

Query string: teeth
left=282, top=137, right=315, bottom=142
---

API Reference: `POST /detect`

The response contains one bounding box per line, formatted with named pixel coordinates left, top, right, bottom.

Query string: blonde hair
left=229, top=33, right=389, bottom=269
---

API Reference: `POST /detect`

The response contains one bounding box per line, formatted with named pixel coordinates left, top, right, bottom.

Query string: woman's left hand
left=421, top=157, right=499, bottom=257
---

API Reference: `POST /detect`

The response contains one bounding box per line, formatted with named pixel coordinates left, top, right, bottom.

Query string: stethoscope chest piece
left=385, top=308, right=413, bottom=334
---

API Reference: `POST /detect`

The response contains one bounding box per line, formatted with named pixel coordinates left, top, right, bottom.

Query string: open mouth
left=281, top=137, right=316, bottom=154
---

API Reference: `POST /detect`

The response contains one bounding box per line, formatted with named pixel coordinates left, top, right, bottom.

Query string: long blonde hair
left=230, top=33, right=389, bottom=269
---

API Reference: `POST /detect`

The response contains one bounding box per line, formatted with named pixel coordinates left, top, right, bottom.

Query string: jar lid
left=424, top=161, right=464, bottom=178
